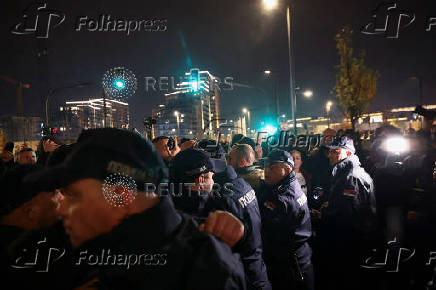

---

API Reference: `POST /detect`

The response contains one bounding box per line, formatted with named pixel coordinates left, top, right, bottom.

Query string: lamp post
left=242, top=107, right=251, bottom=130
left=411, top=76, right=423, bottom=105
left=326, top=101, right=333, bottom=128
left=264, top=69, right=280, bottom=119
left=263, top=0, right=299, bottom=133
left=174, top=111, right=180, bottom=136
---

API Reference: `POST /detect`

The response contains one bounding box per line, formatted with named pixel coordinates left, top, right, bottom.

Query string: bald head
left=230, top=144, right=255, bottom=169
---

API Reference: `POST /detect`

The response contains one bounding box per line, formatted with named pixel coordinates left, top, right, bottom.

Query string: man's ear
left=238, top=158, right=246, bottom=168
left=196, top=174, right=205, bottom=185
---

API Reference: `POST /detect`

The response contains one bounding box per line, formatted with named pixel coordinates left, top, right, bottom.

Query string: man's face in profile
left=57, top=178, right=127, bottom=247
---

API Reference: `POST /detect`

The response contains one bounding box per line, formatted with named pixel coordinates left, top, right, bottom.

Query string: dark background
left=1, top=0, right=435, bottom=129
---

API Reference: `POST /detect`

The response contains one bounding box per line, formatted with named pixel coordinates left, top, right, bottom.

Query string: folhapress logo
left=361, top=2, right=436, bottom=38
left=361, top=2, right=415, bottom=38
left=11, top=2, right=66, bottom=38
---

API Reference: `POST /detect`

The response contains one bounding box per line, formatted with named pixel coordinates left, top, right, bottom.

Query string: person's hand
left=199, top=211, right=244, bottom=248
left=169, top=137, right=181, bottom=158
left=43, top=139, right=60, bottom=153
left=180, top=140, right=196, bottom=151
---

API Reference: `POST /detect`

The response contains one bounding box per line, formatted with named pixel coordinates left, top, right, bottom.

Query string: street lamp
left=302, top=90, right=313, bottom=98
left=263, top=0, right=297, bottom=133
left=242, top=108, right=251, bottom=132
left=326, top=101, right=333, bottom=128
left=174, top=111, right=180, bottom=136
left=263, top=0, right=278, bottom=10
left=264, top=70, right=271, bottom=75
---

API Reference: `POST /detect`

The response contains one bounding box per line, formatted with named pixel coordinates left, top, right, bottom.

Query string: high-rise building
left=154, top=69, right=220, bottom=139
left=54, top=97, right=129, bottom=141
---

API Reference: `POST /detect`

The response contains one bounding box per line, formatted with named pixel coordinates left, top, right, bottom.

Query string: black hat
left=170, top=148, right=226, bottom=182
left=24, top=128, right=168, bottom=192
left=0, top=164, right=44, bottom=216
left=46, top=144, right=76, bottom=167
left=326, top=136, right=356, bottom=154
left=266, top=149, right=294, bottom=167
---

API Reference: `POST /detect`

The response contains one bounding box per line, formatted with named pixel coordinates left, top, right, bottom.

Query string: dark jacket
left=304, top=147, right=330, bottom=194
left=258, top=173, right=312, bottom=266
left=320, top=154, right=377, bottom=244
left=173, top=166, right=271, bottom=290
left=211, top=165, right=271, bottom=290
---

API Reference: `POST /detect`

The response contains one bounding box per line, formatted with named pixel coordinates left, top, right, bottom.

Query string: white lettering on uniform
left=238, top=190, right=256, bottom=208
left=296, top=194, right=307, bottom=207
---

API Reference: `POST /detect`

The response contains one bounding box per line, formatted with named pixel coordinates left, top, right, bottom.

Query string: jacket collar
left=235, top=165, right=257, bottom=175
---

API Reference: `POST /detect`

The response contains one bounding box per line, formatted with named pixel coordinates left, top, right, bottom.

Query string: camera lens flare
left=115, top=80, right=125, bottom=89
left=102, top=67, right=137, bottom=101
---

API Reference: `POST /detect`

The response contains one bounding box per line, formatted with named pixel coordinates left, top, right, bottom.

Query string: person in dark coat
left=170, top=148, right=272, bottom=290
left=317, top=136, right=377, bottom=290
left=258, top=149, right=313, bottom=290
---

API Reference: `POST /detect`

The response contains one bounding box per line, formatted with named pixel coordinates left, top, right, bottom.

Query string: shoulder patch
left=263, top=200, right=276, bottom=211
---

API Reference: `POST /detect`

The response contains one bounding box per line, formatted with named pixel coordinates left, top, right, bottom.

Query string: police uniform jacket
left=320, top=154, right=377, bottom=243
left=210, top=165, right=271, bottom=290
left=258, top=172, right=312, bottom=266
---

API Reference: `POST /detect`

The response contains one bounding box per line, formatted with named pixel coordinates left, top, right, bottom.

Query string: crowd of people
left=0, top=112, right=435, bottom=289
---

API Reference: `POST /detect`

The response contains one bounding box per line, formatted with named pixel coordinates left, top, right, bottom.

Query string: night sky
left=1, top=0, right=435, bottom=129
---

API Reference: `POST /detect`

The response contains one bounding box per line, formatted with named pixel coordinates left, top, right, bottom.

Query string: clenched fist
left=199, top=211, right=245, bottom=248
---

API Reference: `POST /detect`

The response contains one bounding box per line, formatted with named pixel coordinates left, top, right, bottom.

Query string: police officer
left=318, top=136, right=377, bottom=290
left=258, top=149, right=313, bottom=290
left=170, top=148, right=272, bottom=290
left=17, top=128, right=246, bottom=290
